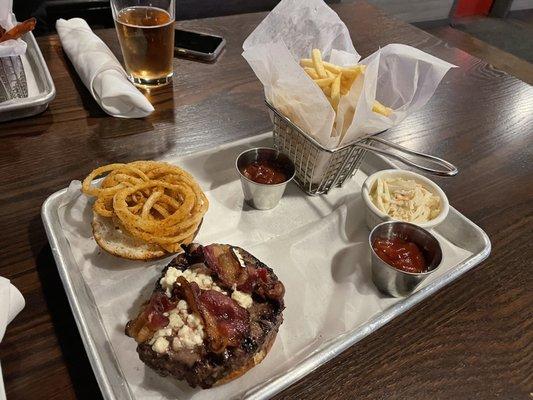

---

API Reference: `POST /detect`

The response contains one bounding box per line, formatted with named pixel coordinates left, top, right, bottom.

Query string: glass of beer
left=111, top=0, right=175, bottom=87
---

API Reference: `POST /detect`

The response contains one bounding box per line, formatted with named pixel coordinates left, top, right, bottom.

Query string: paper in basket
left=0, top=0, right=27, bottom=57
left=242, top=0, right=456, bottom=149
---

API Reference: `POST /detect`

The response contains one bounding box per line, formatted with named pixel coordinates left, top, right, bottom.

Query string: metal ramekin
left=236, top=147, right=295, bottom=210
left=369, top=221, right=443, bottom=297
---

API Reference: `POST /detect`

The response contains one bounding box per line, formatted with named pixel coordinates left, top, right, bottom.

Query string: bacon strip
left=174, top=276, right=201, bottom=313
left=202, top=244, right=242, bottom=287
left=174, top=277, right=249, bottom=353
left=201, top=244, right=285, bottom=302
left=0, top=18, right=36, bottom=43
left=126, top=292, right=174, bottom=343
left=173, top=277, right=226, bottom=352
left=198, top=290, right=249, bottom=349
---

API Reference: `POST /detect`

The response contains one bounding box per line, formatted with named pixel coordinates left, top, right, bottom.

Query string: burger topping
left=174, top=277, right=250, bottom=353
left=200, top=244, right=285, bottom=302
left=199, top=289, right=250, bottom=352
left=148, top=299, right=205, bottom=354
left=203, top=244, right=242, bottom=287
left=152, top=337, right=170, bottom=354
left=231, top=288, right=253, bottom=309
left=129, top=245, right=283, bottom=356
left=125, top=292, right=175, bottom=343
left=160, top=266, right=225, bottom=297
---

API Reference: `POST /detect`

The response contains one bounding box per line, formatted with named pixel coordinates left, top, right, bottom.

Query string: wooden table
left=1, top=2, right=532, bottom=399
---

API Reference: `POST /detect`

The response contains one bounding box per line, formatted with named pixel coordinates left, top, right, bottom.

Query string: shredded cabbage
left=370, top=177, right=441, bottom=223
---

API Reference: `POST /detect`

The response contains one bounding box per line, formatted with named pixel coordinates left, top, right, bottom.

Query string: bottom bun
left=92, top=213, right=166, bottom=261
left=214, top=324, right=278, bottom=386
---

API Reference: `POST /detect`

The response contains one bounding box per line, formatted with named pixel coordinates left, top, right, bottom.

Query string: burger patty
left=126, top=244, right=285, bottom=388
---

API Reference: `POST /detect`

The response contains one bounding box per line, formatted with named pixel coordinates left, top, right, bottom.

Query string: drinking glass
left=111, top=0, right=175, bottom=87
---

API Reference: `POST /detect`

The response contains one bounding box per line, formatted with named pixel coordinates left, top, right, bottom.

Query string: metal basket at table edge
left=0, top=56, right=28, bottom=102
left=266, top=100, right=458, bottom=196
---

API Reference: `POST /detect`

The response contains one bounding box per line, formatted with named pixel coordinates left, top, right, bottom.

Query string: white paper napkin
left=0, top=277, right=25, bottom=400
left=0, top=0, right=27, bottom=57
left=56, top=18, right=154, bottom=118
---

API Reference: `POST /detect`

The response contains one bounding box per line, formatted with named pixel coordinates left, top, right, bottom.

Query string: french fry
left=340, top=66, right=363, bottom=93
left=301, top=49, right=393, bottom=119
left=301, top=58, right=342, bottom=74
left=340, top=65, right=365, bottom=78
left=314, top=77, right=335, bottom=88
left=323, top=62, right=342, bottom=75
left=325, top=70, right=336, bottom=79
left=331, top=73, right=341, bottom=110
left=312, top=49, right=328, bottom=79
left=341, top=76, right=353, bottom=92
left=304, top=67, right=319, bottom=80
left=340, top=86, right=350, bottom=96
left=372, top=101, right=393, bottom=117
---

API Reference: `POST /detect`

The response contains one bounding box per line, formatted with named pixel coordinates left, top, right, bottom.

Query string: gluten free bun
left=82, top=161, right=209, bottom=259
left=92, top=214, right=167, bottom=261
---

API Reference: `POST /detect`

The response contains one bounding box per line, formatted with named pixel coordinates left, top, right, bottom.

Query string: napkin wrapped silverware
left=56, top=18, right=154, bottom=118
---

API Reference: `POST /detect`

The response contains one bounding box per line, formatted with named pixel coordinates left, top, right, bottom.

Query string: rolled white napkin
left=56, top=18, right=154, bottom=118
left=0, top=277, right=25, bottom=400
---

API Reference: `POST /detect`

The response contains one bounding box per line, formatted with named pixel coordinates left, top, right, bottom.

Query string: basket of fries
left=242, top=0, right=457, bottom=195
left=267, top=48, right=457, bottom=195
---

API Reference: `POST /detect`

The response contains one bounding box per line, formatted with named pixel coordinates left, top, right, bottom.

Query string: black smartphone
left=174, top=29, right=226, bottom=62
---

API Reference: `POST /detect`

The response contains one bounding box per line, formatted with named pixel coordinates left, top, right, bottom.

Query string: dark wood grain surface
left=422, top=24, right=533, bottom=85
left=1, top=2, right=532, bottom=399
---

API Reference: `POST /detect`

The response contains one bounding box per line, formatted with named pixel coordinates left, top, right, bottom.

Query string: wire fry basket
left=267, top=100, right=458, bottom=196
left=0, top=56, right=28, bottom=103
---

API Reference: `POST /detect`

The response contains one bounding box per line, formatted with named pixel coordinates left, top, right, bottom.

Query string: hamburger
left=125, top=243, right=285, bottom=388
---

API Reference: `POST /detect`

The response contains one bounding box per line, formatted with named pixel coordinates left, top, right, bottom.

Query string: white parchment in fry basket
left=242, top=0, right=456, bottom=185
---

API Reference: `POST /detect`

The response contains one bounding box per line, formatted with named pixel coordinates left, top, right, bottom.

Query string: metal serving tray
left=41, top=133, right=490, bottom=400
left=0, top=32, right=56, bottom=122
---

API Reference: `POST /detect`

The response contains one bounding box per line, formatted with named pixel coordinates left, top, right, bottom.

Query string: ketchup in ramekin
left=241, top=161, right=287, bottom=185
left=372, top=237, right=427, bottom=273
